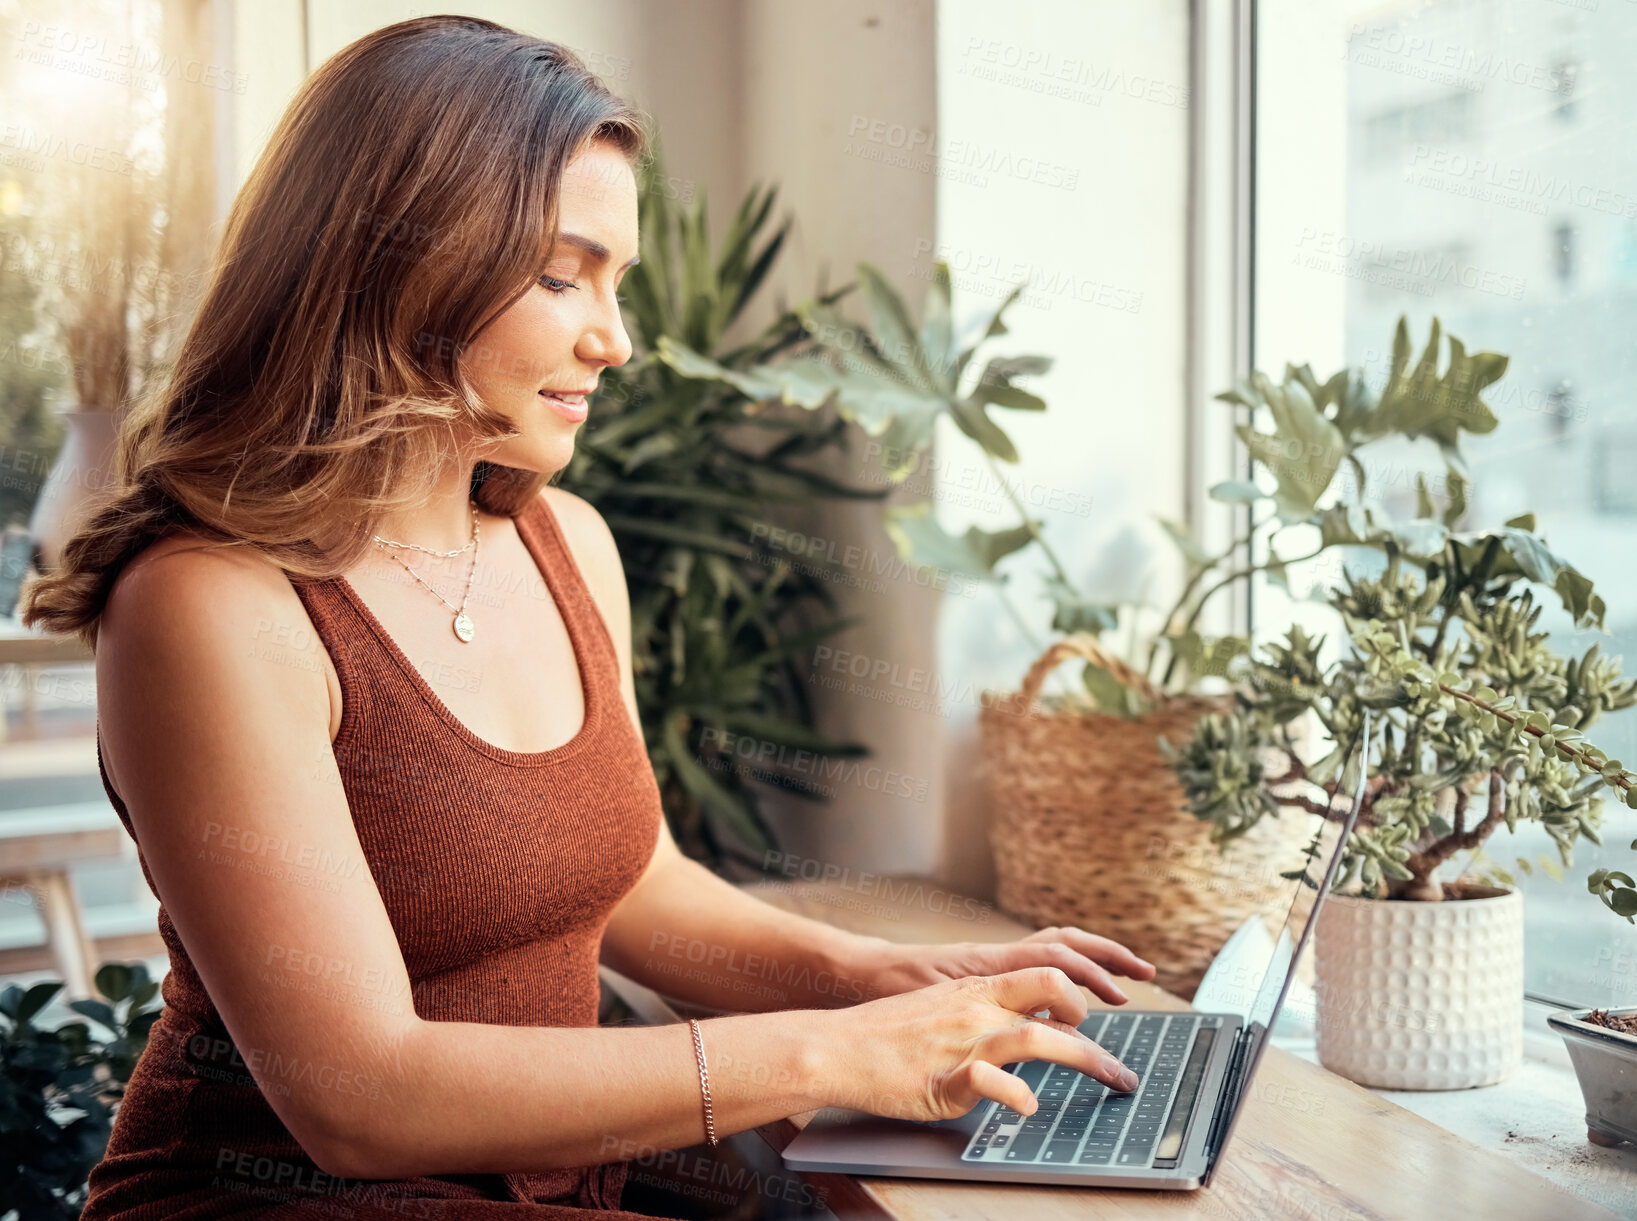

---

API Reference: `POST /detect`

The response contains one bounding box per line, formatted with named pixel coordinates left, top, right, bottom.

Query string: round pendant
left=452, top=612, right=475, bottom=643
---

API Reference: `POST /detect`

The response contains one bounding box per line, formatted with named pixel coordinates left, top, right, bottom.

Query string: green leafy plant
left=559, top=149, right=885, bottom=869
left=661, top=285, right=1520, bottom=714
left=1165, top=507, right=1637, bottom=919
left=655, top=264, right=1110, bottom=680
left=2, top=963, right=164, bottom=1220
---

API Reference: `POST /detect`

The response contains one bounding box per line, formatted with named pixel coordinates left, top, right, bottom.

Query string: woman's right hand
left=807, top=966, right=1140, bottom=1124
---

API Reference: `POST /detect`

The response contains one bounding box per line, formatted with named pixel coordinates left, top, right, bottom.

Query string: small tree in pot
left=1166, top=520, right=1637, bottom=1088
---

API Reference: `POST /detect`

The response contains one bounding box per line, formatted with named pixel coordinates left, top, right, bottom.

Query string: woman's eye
left=539, top=275, right=578, bottom=293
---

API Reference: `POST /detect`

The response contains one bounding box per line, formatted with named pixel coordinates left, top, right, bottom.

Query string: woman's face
left=464, top=139, right=639, bottom=475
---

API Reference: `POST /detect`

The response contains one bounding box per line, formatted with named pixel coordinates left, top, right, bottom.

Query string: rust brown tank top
left=80, top=494, right=665, bottom=1219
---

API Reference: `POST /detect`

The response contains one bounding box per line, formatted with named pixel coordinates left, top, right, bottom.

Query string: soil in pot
left=1586, top=1009, right=1637, bottom=1036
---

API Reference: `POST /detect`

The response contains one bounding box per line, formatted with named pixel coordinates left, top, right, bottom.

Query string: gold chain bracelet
left=687, top=1018, right=718, bottom=1147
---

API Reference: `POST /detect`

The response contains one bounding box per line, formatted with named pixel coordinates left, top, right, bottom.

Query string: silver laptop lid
left=1201, top=709, right=1373, bottom=1184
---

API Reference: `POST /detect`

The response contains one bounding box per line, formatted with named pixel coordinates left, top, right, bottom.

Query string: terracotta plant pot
left=1313, top=886, right=1523, bottom=1089
left=28, top=407, right=123, bottom=573
left=1548, top=1006, right=1637, bottom=1147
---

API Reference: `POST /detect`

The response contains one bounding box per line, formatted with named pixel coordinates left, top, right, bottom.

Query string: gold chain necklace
left=371, top=501, right=480, bottom=643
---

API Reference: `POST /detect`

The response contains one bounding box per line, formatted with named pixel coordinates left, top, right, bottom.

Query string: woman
left=24, top=15, right=1153, bottom=1219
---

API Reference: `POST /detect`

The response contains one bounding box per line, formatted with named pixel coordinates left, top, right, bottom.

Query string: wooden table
left=604, top=876, right=1622, bottom=1221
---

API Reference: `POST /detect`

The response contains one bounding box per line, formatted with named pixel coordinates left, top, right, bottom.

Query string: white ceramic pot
left=1313, top=886, right=1522, bottom=1090
left=28, top=407, right=124, bottom=573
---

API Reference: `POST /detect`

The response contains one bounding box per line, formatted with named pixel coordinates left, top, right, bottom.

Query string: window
left=1362, top=93, right=1474, bottom=166
left=1257, top=0, right=1637, bottom=1008
left=1552, top=57, right=1580, bottom=123
left=1553, top=220, right=1576, bottom=287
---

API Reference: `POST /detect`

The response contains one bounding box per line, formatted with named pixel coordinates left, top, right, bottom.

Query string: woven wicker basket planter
left=980, top=635, right=1313, bottom=999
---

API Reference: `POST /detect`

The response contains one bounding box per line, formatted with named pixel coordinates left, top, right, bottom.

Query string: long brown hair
left=22, top=14, right=648, bottom=650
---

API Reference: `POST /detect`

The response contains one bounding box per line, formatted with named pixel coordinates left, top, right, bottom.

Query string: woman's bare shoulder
left=114, top=527, right=280, bottom=588
left=104, top=529, right=321, bottom=641
left=537, top=486, right=625, bottom=598
left=98, top=530, right=339, bottom=787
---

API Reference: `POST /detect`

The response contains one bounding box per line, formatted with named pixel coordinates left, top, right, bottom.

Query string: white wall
left=931, top=0, right=1193, bottom=897
left=231, top=0, right=744, bottom=208
left=734, top=1, right=943, bottom=876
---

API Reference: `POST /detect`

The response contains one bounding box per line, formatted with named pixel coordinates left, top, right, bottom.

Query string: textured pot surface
left=1314, top=888, right=1522, bottom=1090
left=1549, top=1007, right=1637, bottom=1145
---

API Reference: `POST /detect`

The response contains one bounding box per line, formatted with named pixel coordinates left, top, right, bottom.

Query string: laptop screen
left=1201, top=711, right=1372, bottom=1183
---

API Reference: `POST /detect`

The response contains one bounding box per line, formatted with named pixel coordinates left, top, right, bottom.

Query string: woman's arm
left=600, top=830, right=897, bottom=1010
left=554, top=488, right=1158, bottom=1014
left=601, top=833, right=1156, bottom=1012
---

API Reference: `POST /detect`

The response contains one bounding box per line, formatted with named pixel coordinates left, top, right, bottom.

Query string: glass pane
left=1256, top=0, right=1636, bottom=1006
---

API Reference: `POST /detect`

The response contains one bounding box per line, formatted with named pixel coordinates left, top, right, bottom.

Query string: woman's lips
left=539, top=390, right=589, bottom=424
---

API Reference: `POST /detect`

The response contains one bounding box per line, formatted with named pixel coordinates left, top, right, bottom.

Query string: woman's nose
left=578, top=298, right=633, bottom=369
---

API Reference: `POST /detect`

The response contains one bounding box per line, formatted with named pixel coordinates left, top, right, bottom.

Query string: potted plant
left=1166, top=483, right=1637, bottom=1087
left=1548, top=1007, right=1637, bottom=1147
left=558, top=147, right=883, bottom=870
left=2, top=963, right=164, bottom=1220
left=13, top=0, right=216, bottom=573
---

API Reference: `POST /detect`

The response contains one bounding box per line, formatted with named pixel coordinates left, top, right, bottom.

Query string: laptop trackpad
left=784, top=1106, right=981, bottom=1169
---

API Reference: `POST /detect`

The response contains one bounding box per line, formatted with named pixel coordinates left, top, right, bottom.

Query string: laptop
left=781, top=711, right=1373, bottom=1191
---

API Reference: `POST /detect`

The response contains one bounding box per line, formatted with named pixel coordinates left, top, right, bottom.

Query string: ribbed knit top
left=80, top=494, right=665, bottom=1219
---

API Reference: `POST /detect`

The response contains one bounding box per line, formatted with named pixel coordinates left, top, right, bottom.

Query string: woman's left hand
left=856, top=928, right=1157, bottom=1006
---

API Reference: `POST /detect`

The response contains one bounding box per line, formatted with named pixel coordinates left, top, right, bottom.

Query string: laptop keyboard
left=960, top=1012, right=1218, bottom=1169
